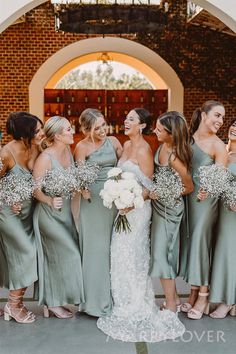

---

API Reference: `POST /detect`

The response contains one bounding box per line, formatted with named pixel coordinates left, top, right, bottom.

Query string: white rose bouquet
left=100, top=167, right=144, bottom=233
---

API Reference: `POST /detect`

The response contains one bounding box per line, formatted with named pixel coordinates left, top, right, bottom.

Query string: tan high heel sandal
left=187, top=292, right=209, bottom=320
left=43, top=306, right=73, bottom=319
left=4, top=292, right=35, bottom=324
left=210, top=304, right=236, bottom=319
left=181, top=286, right=199, bottom=313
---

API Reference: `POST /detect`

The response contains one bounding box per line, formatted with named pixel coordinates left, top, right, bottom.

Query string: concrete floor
left=0, top=300, right=235, bottom=354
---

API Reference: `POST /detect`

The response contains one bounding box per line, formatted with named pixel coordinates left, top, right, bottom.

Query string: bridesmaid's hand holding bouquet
left=152, top=167, right=184, bottom=208
left=74, top=161, right=100, bottom=202
left=0, top=173, right=34, bottom=209
left=196, top=164, right=232, bottom=202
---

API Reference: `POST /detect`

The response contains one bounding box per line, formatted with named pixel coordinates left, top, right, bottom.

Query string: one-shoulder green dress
left=150, top=147, right=184, bottom=279
left=209, top=162, right=236, bottom=305
left=78, top=138, right=117, bottom=317
left=0, top=164, right=37, bottom=290
left=184, top=143, right=218, bottom=286
left=33, top=154, right=84, bottom=307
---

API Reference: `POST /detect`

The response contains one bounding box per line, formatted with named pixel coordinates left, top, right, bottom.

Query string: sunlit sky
left=72, top=61, right=140, bottom=77
left=66, top=61, right=153, bottom=87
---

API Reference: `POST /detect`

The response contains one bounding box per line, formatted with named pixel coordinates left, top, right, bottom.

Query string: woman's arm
left=0, top=148, right=13, bottom=177
left=213, top=139, right=228, bottom=167
left=137, top=146, right=154, bottom=200
left=108, top=136, right=123, bottom=159
left=74, top=141, right=87, bottom=162
left=74, top=141, right=91, bottom=200
left=170, top=155, right=194, bottom=195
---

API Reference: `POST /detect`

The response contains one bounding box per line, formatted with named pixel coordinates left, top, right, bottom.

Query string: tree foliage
left=56, top=64, right=153, bottom=89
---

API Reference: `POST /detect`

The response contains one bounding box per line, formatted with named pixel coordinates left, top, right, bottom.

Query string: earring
left=139, top=127, right=143, bottom=134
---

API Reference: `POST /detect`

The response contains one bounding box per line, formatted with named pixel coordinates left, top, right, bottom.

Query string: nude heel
left=203, top=303, right=210, bottom=315
left=4, top=312, right=12, bottom=321
left=187, top=292, right=209, bottom=319
left=43, top=306, right=50, bottom=318
left=230, top=305, right=236, bottom=316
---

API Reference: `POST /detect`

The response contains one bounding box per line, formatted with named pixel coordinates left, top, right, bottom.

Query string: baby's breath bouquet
left=152, top=167, right=184, bottom=208
left=100, top=167, right=144, bottom=233
left=35, top=167, right=78, bottom=200
left=222, top=180, right=236, bottom=210
left=74, top=161, right=100, bottom=202
left=0, top=172, right=34, bottom=207
left=196, top=164, right=233, bottom=201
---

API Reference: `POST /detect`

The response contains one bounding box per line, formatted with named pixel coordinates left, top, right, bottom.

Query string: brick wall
left=0, top=1, right=235, bottom=144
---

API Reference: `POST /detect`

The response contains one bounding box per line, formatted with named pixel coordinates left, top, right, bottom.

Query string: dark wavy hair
left=6, top=111, right=43, bottom=146
left=133, top=108, right=152, bottom=135
left=158, top=111, right=192, bottom=172
left=228, top=117, right=236, bottom=130
left=189, top=100, right=224, bottom=137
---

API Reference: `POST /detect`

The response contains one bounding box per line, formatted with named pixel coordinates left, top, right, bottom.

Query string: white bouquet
left=100, top=167, right=144, bottom=233
left=152, top=167, right=184, bottom=208
left=0, top=172, right=34, bottom=207
left=196, top=164, right=233, bottom=201
left=222, top=179, right=236, bottom=210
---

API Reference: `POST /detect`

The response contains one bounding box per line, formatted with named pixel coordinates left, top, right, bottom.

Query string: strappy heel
left=4, top=291, right=35, bottom=324
left=43, top=306, right=73, bottom=319
left=210, top=304, right=236, bottom=319
left=181, top=286, right=199, bottom=313
left=230, top=305, right=236, bottom=316
left=0, top=308, right=4, bottom=317
left=187, top=292, right=209, bottom=319
left=160, top=300, right=181, bottom=312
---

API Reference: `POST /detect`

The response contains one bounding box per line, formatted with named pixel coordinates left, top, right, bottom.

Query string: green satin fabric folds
left=209, top=163, right=236, bottom=305
left=0, top=165, right=37, bottom=290
left=78, top=138, right=117, bottom=317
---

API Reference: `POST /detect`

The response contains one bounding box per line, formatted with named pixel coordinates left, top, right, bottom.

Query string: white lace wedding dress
left=97, top=160, right=185, bottom=342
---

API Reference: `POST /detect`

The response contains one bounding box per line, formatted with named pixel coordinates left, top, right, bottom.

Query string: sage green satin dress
left=184, top=143, right=218, bottom=286
left=33, top=154, right=84, bottom=307
left=150, top=147, right=184, bottom=279
left=0, top=165, right=37, bottom=290
left=79, top=138, right=117, bottom=317
left=209, top=162, right=236, bottom=305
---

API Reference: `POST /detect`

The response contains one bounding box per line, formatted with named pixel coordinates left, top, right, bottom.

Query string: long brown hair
left=159, top=111, right=192, bottom=172
left=189, top=100, right=224, bottom=137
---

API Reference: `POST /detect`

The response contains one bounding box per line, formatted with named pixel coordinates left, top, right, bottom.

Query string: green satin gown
left=0, top=164, right=37, bottom=290
left=209, top=162, right=236, bottom=305
left=184, top=143, right=218, bottom=286
left=33, top=154, right=84, bottom=307
left=78, top=138, right=117, bottom=317
left=150, top=147, right=184, bottom=279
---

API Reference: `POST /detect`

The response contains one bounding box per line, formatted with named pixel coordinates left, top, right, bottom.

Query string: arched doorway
left=29, top=37, right=184, bottom=120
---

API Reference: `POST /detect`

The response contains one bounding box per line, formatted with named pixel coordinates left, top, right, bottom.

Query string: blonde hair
left=44, top=116, right=68, bottom=144
left=79, top=108, right=104, bottom=139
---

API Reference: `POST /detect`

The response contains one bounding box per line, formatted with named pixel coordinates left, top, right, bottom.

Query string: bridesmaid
left=149, top=111, right=193, bottom=312
left=0, top=112, right=44, bottom=323
left=33, top=116, right=84, bottom=318
left=74, top=108, right=122, bottom=317
left=209, top=118, right=236, bottom=318
left=181, top=100, right=228, bottom=319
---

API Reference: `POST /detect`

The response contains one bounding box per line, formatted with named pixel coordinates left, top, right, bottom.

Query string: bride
left=97, top=108, right=185, bottom=342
